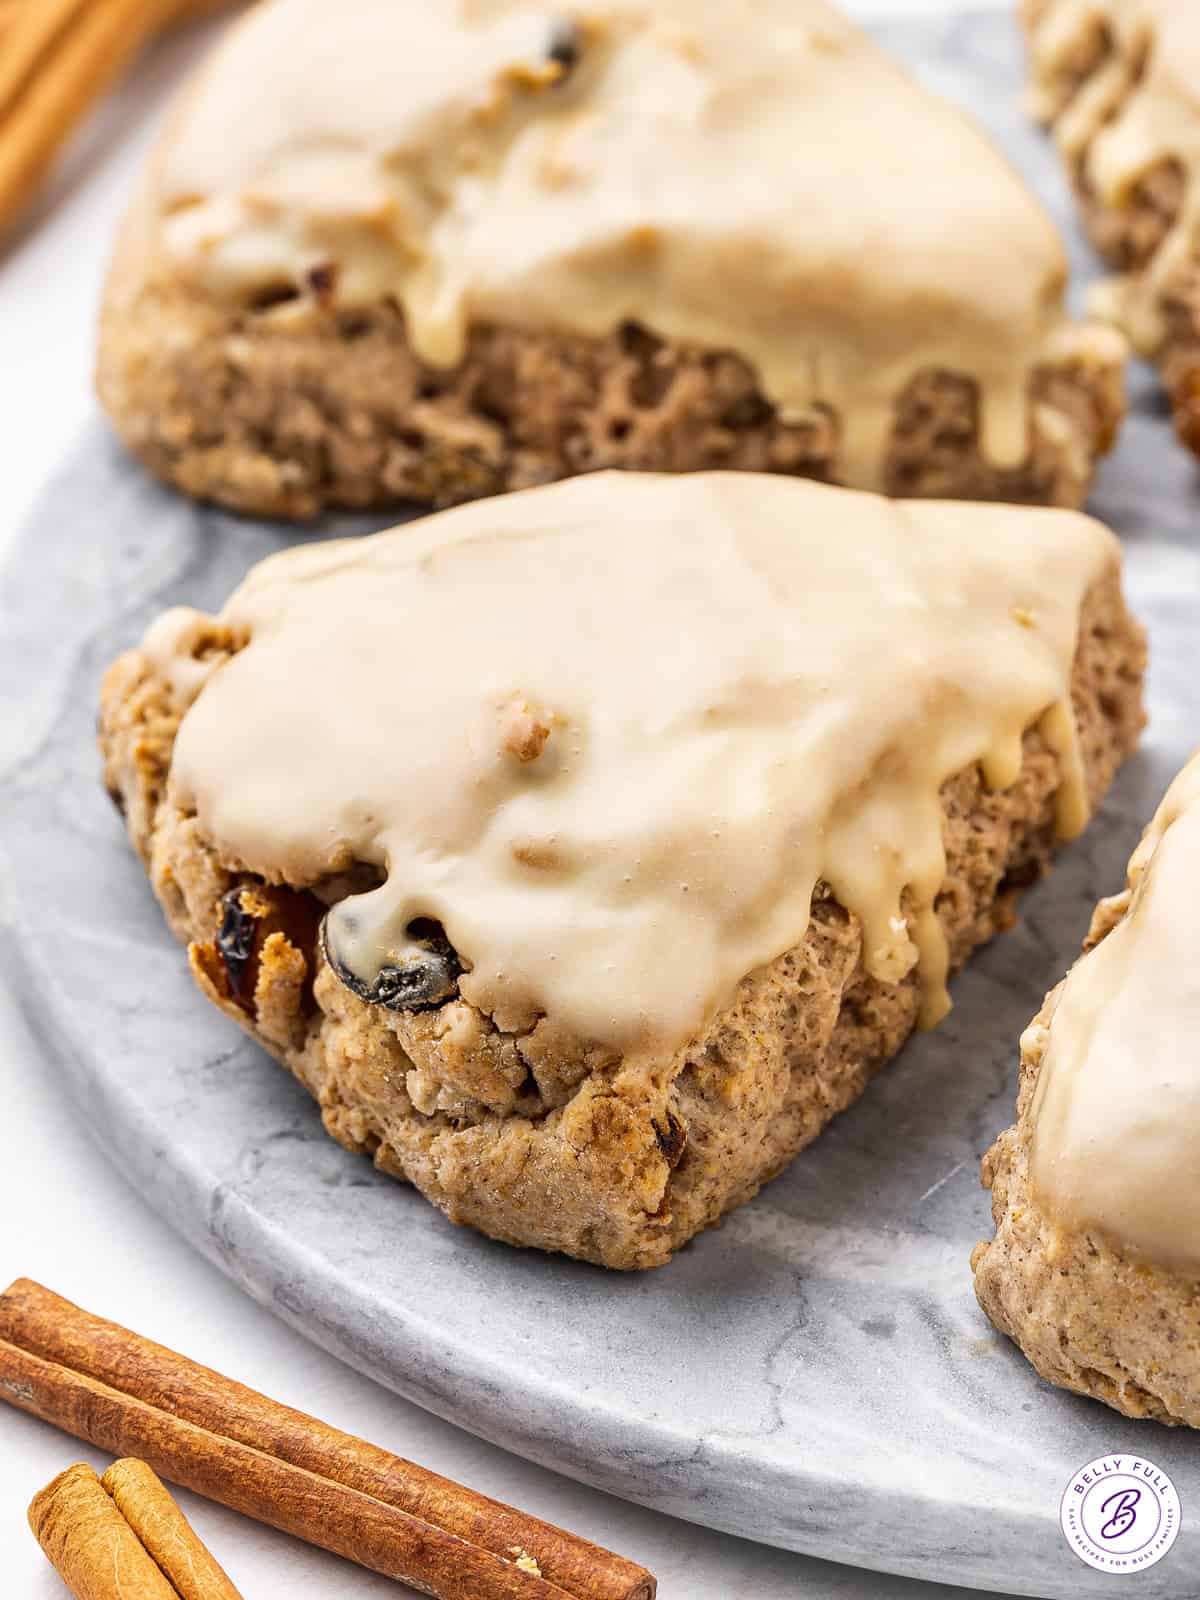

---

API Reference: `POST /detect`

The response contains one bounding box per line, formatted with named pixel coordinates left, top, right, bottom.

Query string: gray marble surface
left=2, top=10, right=1199, bottom=1598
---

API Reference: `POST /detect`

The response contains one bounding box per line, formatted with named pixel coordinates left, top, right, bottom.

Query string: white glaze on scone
left=143, top=470, right=1116, bottom=1061
left=1029, top=750, right=1200, bottom=1273
left=143, top=0, right=1120, bottom=490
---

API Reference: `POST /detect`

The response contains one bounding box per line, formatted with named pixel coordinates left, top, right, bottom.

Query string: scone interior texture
left=1025, top=0, right=1200, bottom=451
left=100, top=472, right=1146, bottom=1268
left=975, top=752, right=1200, bottom=1427
left=97, top=0, right=1124, bottom=517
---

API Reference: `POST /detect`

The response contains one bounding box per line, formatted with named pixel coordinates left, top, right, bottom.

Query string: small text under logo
left=1060, top=1454, right=1180, bottom=1574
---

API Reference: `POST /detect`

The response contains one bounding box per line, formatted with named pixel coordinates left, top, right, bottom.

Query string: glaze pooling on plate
left=149, top=0, right=1120, bottom=488
left=144, top=471, right=1114, bottom=1054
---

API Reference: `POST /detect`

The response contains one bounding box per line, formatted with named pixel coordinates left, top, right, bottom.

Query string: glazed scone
left=975, top=754, right=1200, bottom=1427
left=99, top=472, right=1146, bottom=1269
left=1024, top=0, right=1200, bottom=454
left=97, top=0, right=1125, bottom=519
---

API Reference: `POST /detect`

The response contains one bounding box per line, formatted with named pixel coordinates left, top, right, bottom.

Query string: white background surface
left=0, top=4, right=1009, bottom=1594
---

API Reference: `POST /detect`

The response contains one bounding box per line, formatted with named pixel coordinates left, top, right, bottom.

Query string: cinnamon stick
left=102, top=1458, right=244, bottom=1600
left=0, top=1, right=25, bottom=40
left=0, top=0, right=93, bottom=123
left=30, top=1462, right=181, bottom=1600
left=0, top=1279, right=655, bottom=1600
left=0, top=0, right=239, bottom=243
left=0, top=0, right=177, bottom=239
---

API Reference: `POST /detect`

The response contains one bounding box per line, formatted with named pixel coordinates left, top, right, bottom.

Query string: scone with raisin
left=97, top=0, right=1125, bottom=518
left=100, top=471, right=1146, bottom=1268
left=975, top=752, right=1200, bottom=1427
left=1024, top=0, right=1200, bottom=455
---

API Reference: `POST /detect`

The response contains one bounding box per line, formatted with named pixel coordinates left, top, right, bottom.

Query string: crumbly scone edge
left=1020, top=0, right=1200, bottom=455
left=96, top=195, right=1124, bottom=519
left=974, top=872, right=1200, bottom=1428
left=100, top=571, right=1145, bottom=1269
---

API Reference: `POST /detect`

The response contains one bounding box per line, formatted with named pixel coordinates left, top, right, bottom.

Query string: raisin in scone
left=96, top=0, right=1125, bottom=519
left=1024, top=0, right=1200, bottom=454
left=100, top=472, right=1146, bottom=1269
left=975, top=753, right=1200, bottom=1427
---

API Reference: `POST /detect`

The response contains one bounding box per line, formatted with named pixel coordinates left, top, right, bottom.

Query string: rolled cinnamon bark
left=29, top=1461, right=181, bottom=1600
left=0, top=1279, right=655, bottom=1600
left=103, top=1458, right=244, bottom=1600
left=0, top=0, right=170, bottom=241
left=0, top=0, right=239, bottom=245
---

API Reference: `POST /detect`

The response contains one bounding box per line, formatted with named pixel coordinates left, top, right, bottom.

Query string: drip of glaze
left=147, top=0, right=1100, bottom=491
left=143, top=471, right=1114, bottom=1060
left=1029, top=0, right=1200, bottom=356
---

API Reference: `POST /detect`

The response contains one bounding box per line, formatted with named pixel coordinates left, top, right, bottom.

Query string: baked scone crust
left=100, top=569, right=1145, bottom=1269
left=974, top=906, right=1200, bottom=1427
left=974, top=760, right=1200, bottom=1428
left=97, top=270, right=1124, bottom=521
left=95, top=0, right=1126, bottom=519
left=1022, top=0, right=1200, bottom=455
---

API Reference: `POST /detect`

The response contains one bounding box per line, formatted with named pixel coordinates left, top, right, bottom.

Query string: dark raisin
left=305, top=261, right=338, bottom=303
left=321, top=915, right=461, bottom=1013
left=546, top=17, right=581, bottom=72
left=619, top=321, right=660, bottom=361
left=217, top=891, right=257, bottom=993
left=214, top=882, right=321, bottom=1014
left=653, top=1110, right=688, bottom=1168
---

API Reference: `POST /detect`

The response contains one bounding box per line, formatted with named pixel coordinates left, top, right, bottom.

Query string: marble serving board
left=3, top=10, right=1200, bottom=1596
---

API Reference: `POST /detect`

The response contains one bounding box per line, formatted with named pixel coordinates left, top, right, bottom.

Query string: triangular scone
left=1025, top=0, right=1200, bottom=454
left=976, top=753, right=1200, bottom=1426
left=99, top=471, right=1145, bottom=1267
left=97, top=0, right=1124, bottom=518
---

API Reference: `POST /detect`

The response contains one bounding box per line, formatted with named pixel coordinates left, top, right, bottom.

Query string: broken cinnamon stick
left=30, top=1461, right=184, bottom=1600
left=0, top=1279, right=655, bottom=1600
left=102, top=1458, right=244, bottom=1600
